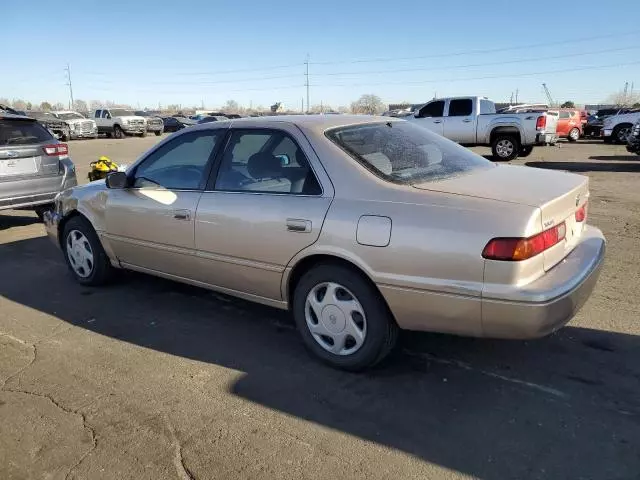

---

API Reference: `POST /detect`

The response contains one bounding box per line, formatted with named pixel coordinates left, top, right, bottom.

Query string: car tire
left=568, top=128, right=580, bottom=142
left=155, top=130, right=162, bottom=136
left=140, top=131, right=146, bottom=138
left=613, top=124, right=632, bottom=144
left=518, top=146, right=534, bottom=158
left=61, top=132, right=70, bottom=142
left=491, top=135, right=520, bottom=161
left=293, top=263, right=398, bottom=371
left=62, top=216, right=113, bottom=286
left=113, top=125, right=124, bottom=139
left=34, top=203, right=54, bottom=222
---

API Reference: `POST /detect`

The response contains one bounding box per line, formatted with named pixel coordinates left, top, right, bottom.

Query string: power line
left=311, top=60, right=640, bottom=88
left=80, top=62, right=303, bottom=78
left=311, top=46, right=640, bottom=76
left=310, top=29, right=640, bottom=65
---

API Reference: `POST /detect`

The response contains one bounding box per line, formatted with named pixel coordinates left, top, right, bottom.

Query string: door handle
left=433, top=120, right=443, bottom=124
left=462, top=119, right=472, bottom=123
left=173, top=209, right=191, bottom=221
left=286, top=218, right=311, bottom=233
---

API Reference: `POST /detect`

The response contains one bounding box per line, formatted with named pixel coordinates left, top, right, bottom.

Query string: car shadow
left=1, top=236, right=639, bottom=479
left=525, top=161, right=640, bottom=173
left=588, top=155, right=639, bottom=161
left=0, top=213, right=40, bottom=231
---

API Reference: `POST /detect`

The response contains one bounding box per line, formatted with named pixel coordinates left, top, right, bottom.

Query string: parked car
left=626, top=119, right=640, bottom=155
left=162, top=116, right=195, bottom=132
left=135, top=111, right=164, bottom=136
left=53, top=111, right=98, bottom=139
left=197, top=116, right=229, bottom=124
left=553, top=109, right=582, bottom=142
left=583, top=108, right=631, bottom=138
left=27, top=111, right=71, bottom=141
left=43, top=115, right=604, bottom=370
left=602, top=110, right=640, bottom=144
left=406, top=96, right=558, bottom=161
left=93, top=108, right=147, bottom=138
left=1, top=111, right=77, bottom=219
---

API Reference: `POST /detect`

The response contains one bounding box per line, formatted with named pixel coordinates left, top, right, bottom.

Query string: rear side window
left=559, top=111, right=571, bottom=119
left=448, top=99, right=473, bottom=117
left=0, top=119, right=53, bottom=146
left=479, top=99, right=496, bottom=114
left=327, top=121, right=493, bottom=184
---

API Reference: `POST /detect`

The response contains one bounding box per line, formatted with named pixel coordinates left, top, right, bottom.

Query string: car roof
left=0, top=112, right=36, bottom=121
left=213, top=114, right=400, bottom=134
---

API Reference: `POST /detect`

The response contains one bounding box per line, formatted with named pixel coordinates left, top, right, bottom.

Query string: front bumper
left=122, top=125, right=146, bottom=134
left=481, top=226, right=605, bottom=339
left=627, top=136, right=640, bottom=154
left=602, top=128, right=613, bottom=138
left=70, top=128, right=98, bottom=139
left=43, top=209, right=62, bottom=247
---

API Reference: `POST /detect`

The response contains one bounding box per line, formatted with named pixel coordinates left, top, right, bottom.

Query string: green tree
left=560, top=101, right=575, bottom=108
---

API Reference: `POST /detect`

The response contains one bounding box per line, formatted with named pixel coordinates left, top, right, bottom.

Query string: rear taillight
left=536, top=116, right=546, bottom=130
left=575, top=202, right=587, bottom=222
left=43, top=143, right=68, bottom=156
left=482, top=222, right=566, bottom=261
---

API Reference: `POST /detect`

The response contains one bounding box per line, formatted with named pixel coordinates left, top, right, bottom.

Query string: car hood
left=412, top=164, right=586, bottom=208
left=65, top=118, right=95, bottom=125
left=117, top=115, right=146, bottom=121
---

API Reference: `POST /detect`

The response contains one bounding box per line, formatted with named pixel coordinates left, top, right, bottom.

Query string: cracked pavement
left=1, top=137, right=640, bottom=479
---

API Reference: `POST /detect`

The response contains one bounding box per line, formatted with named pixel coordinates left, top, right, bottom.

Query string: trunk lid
left=413, top=165, right=589, bottom=270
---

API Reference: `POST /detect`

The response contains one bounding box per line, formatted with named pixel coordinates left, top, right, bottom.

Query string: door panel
left=444, top=99, right=475, bottom=143
left=105, top=189, right=202, bottom=277
left=194, top=193, right=331, bottom=299
left=412, top=100, right=445, bottom=136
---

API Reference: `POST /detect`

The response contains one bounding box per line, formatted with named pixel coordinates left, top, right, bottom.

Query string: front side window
left=326, top=121, right=493, bottom=184
left=214, top=129, right=321, bottom=194
left=95, top=110, right=101, bottom=118
left=134, top=130, right=221, bottom=190
left=418, top=101, right=445, bottom=118
left=448, top=99, right=473, bottom=117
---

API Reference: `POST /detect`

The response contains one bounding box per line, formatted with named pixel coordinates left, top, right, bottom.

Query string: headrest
left=247, top=152, right=283, bottom=179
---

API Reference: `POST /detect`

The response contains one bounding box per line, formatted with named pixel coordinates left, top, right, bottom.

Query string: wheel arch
left=284, top=253, right=396, bottom=324
left=490, top=126, right=522, bottom=144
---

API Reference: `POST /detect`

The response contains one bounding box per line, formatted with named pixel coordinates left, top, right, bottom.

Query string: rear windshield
left=326, top=121, right=493, bottom=184
left=0, top=119, right=53, bottom=146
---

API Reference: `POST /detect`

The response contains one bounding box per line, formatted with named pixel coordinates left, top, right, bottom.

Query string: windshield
left=110, top=109, right=135, bottom=116
left=58, top=112, right=85, bottom=120
left=326, top=121, right=493, bottom=184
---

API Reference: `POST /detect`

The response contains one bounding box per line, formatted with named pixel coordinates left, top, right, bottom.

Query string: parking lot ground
left=1, top=136, right=640, bottom=479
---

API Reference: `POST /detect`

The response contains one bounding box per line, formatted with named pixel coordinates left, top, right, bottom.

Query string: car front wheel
left=62, top=216, right=113, bottom=286
left=293, top=264, right=398, bottom=371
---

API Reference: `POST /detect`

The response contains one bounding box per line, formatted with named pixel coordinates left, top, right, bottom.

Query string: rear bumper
left=536, top=132, right=557, bottom=144
left=0, top=159, right=77, bottom=211
left=481, top=226, right=605, bottom=338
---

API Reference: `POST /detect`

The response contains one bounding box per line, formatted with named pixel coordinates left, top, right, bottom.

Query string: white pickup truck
left=602, top=110, right=640, bottom=144
left=406, top=96, right=558, bottom=161
left=93, top=108, right=147, bottom=139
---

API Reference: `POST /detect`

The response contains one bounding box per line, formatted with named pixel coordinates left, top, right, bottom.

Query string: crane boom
left=542, top=83, right=554, bottom=106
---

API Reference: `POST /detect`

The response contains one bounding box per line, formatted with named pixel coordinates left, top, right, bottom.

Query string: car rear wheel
left=62, top=216, right=113, bottom=286
left=155, top=130, right=162, bottom=136
left=568, top=128, right=580, bottom=142
left=113, top=125, right=124, bottom=139
left=140, top=131, right=146, bottom=138
left=491, top=135, right=520, bottom=161
left=293, top=264, right=398, bottom=371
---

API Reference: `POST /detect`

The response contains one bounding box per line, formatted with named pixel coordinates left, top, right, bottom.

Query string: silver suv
left=1, top=111, right=77, bottom=219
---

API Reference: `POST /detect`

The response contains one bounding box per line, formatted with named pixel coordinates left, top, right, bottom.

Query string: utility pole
left=64, top=63, right=74, bottom=110
left=515, top=89, right=519, bottom=103
left=510, top=92, right=514, bottom=104
left=301, top=97, right=304, bottom=113
left=305, top=54, right=310, bottom=114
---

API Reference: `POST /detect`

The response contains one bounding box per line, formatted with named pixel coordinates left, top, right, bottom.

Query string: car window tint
left=134, top=131, right=220, bottom=190
left=448, top=99, right=473, bottom=117
left=0, top=120, right=53, bottom=146
left=215, top=130, right=321, bottom=195
left=418, top=101, right=444, bottom=118
left=559, top=111, right=570, bottom=119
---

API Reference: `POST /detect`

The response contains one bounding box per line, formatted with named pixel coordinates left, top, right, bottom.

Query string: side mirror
left=106, top=171, right=127, bottom=189
left=275, top=154, right=290, bottom=166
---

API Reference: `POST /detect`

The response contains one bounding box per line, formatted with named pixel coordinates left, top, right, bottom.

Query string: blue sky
left=4, top=0, right=640, bottom=110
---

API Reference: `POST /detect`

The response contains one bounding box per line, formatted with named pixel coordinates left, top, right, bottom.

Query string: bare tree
left=89, top=100, right=102, bottom=111
left=40, top=101, right=52, bottom=111
left=605, top=89, right=640, bottom=106
left=336, top=106, right=350, bottom=114
left=350, top=94, right=385, bottom=115
left=0, top=97, right=9, bottom=106
left=52, top=102, right=65, bottom=111
left=11, top=99, right=27, bottom=110
left=166, top=104, right=180, bottom=112
left=223, top=99, right=240, bottom=113
left=73, top=99, right=88, bottom=112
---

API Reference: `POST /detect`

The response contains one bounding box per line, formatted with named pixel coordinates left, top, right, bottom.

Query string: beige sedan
left=45, top=115, right=605, bottom=370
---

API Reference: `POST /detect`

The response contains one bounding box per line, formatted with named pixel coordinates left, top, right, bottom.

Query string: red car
left=555, top=109, right=583, bottom=142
